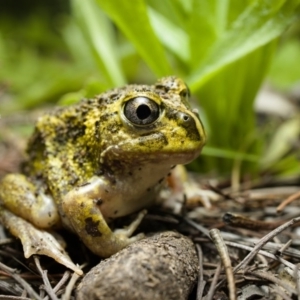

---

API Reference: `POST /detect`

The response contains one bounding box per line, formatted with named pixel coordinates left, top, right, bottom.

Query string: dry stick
left=226, top=237, right=300, bottom=260
left=278, top=239, right=293, bottom=255
left=34, top=256, right=58, bottom=300
left=233, top=216, right=300, bottom=273
left=210, top=229, right=236, bottom=300
left=277, top=190, right=300, bottom=213
left=61, top=272, right=81, bottom=300
left=294, top=264, right=300, bottom=300
left=184, top=217, right=210, bottom=238
left=20, top=290, right=27, bottom=298
left=214, top=216, right=300, bottom=292
left=256, top=253, right=268, bottom=266
left=250, top=270, right=297, bottom=295
left=43, top=271, right=71, bottom=300
left=187, top=216, right=300, bottom=293
left=205, top=263, right=222, bottom=300
left=225, top=241, right=296, bottom=271
left=0, top=296, right=32, bottom=300
left=0, top=262, right=40, bottom=300
left=223, top=212, right=282, bottom=230
left=196, top=244, right=206, bottom=300
left=269, top=284, right=293, bottom=300
left=0, top=238, right=14, bottom=245
left=195, top=231, right=300, bottom=260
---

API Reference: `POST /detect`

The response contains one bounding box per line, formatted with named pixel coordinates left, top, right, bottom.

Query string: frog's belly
left=100, top=188, right=157, bottom=219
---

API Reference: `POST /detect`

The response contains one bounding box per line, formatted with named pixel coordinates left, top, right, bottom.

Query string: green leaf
left=72, top=0, right=126, bottom=86
left=96, top=0, right=172, bottom=76
left=188, top=0, right=300, bottom=90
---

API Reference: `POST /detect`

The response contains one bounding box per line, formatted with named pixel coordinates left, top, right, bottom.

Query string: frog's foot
left=0, top=207, right=83, bottom=275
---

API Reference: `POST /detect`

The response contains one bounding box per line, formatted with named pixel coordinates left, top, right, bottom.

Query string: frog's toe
left=128, top=232, right=145, bottom=243
left=114, top=209, right=147, bottom=238
left=0, top=207, right=83, bottom=275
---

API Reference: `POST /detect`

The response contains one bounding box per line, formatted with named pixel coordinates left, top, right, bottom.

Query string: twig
left=210, top=229, right=236, bottom=300
left=184, top=217, right=210, bottom=238
left=250, top=270, right=297, bottom=295
left=61, top=272, right=80, bottom=300
left=294, top=264, right=300, bottom=300
left=43, top=271, right=71, bottom=300
left=256, top=254, right=268, bottom=266
left=277, top=190, right=300, bottom=213
left=233, top=216, right=300, bottom=273
left=223, top=212, right=282, bottom=230
left=225, top=240, right=296, bottom=270
left=270, top=284, right=293, bottom=300
left=196, top=244, right=206, bottom=300
left=20, top=290, right=27, bottom=298
left=278, top=239, right=293, bottom=255
left=0, top=296, right=32, bottom=300
left=0, top=238, right=14, bottom=245
left=204, top=184, right=233, bottom=200
left=0, top=262, right=40, bottom=300
left=213, top=217, right=300, bottom=292
left=204, top=263, right=222, bottom=300
left=34, top=256, right=58, bottom=300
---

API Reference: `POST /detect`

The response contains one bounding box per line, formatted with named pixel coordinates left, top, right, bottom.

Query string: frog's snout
left=176, top=111, right=205, bottom=143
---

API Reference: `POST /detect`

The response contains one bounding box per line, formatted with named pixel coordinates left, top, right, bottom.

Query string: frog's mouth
left=100, top=131, right=205, bottom=166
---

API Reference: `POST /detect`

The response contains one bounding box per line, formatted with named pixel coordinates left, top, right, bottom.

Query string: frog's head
left=99, top=76, right=206, bottom=169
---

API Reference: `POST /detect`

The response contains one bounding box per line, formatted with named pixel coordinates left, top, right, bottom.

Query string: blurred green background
left=0, top=0, right=300, bottom=184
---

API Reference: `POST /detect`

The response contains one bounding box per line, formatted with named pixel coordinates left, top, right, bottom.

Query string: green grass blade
left=202, top=147, right=259, bottom=162
left=193, top=42, right=276, bottom=173
left=96, top=0, right=172, bottom=76
left=72, top=0, right=126, bottom=86
left=261, top=117, right=300, bottom=168
left=189, top=0, right=230, bottom=65
left=148, top=7, right=189, bottom=62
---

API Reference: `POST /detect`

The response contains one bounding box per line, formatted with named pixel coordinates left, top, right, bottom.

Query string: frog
left=0, top=76, right=206, bottom=275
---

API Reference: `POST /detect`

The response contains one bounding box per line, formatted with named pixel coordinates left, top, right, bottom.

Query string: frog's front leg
left=62, top=177, right=146, bottom=257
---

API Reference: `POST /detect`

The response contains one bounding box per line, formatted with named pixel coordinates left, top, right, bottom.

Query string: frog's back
left=22, top=99, right=103, bottom=197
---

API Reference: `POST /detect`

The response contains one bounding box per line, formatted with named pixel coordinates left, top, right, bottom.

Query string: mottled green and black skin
left=0, top=76, right=206, bottom=271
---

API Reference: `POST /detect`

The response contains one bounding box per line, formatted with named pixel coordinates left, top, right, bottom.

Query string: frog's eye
left=179, top=87, right=191, bottom=100
left=179, top=87, right=191, bottom=109
left=124, top=97, right=160, bottom=126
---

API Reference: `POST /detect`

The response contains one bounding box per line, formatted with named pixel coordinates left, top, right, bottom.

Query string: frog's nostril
left=183, top=114, right=189, bottom=121
left=177, top=111, right=201, bottom=141
left=178, top=112, right=191, bottom=123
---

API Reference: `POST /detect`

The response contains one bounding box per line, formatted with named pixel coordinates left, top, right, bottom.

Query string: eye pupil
left=136, top=104, right=151, bottom=120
